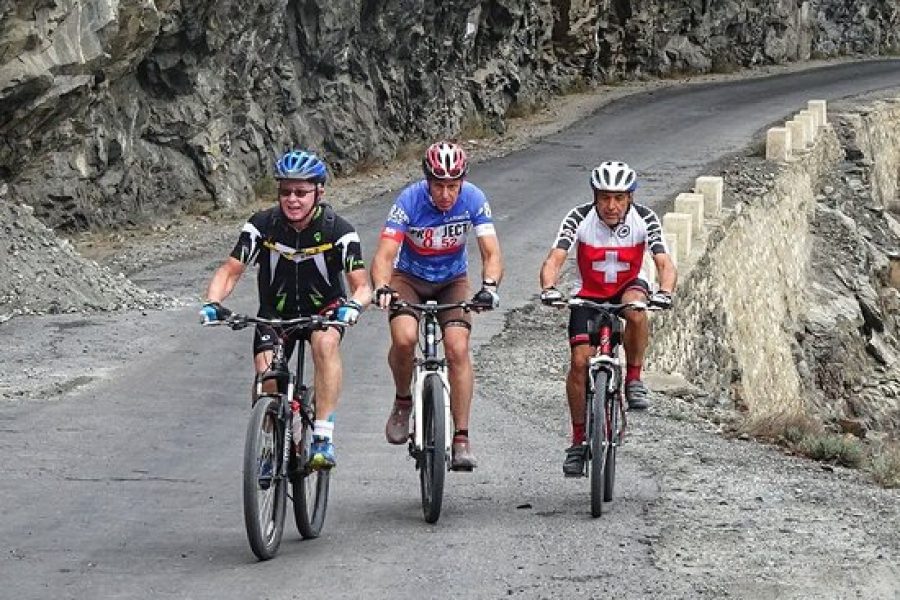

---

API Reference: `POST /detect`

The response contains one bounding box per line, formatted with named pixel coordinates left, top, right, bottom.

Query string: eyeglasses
left=279, top=187, right=317, bottom=198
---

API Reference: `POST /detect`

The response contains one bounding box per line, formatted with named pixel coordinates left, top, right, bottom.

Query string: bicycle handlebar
left=549, top=297, right=659, bottom=315
left=388, top=299, right=491, bottom=313
left=205, top=312, right=349, bottom=331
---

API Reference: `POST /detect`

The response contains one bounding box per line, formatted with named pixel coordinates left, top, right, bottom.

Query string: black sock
left=454, top=429, right=469, bottom=440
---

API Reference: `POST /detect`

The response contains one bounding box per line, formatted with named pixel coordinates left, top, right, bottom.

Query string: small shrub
left=798, top=433, right=864, bottom=468
left=560, top=76, right=592, bottom=95
left=506, top=99, right=544, bottom=120
left=395, top=140, right=428, bottom=164
left=458, top=114, right=493, bottom=140
left=869, top=443, right=900, bottom=488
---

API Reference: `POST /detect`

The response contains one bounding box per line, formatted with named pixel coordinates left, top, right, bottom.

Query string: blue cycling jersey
left=380, top=180, right=496, bottom=283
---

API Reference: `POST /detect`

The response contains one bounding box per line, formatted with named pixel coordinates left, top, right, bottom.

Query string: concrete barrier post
left=808, top=99, right=827, bottom=127
left=694, top=176, right=723, bottom=218
left=662, top=212, right=692, bottom=262
left=797, top=110, right=816, bottom=142
left=766, top=127, right=791, bottom=161
left=663, top=233, right=679, bottom=266
left=643, top=252, right=657, bottom=285
left=674, top=192, right=705, bottom=234
left=786, top=119, right=808, bottom=151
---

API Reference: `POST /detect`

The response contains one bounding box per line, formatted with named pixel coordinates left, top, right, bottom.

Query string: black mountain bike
left=560, top=297, right=655, bottom=517
left=390, top=299, right=487, bottom=524
left=209, top=312, right=345, bottom=560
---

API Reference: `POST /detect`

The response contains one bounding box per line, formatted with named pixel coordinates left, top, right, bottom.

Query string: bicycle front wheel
left=293, top=391, right=330, bottom=539
left=420, top=374, right=446, bottom=524
left=589, top=371, right=610, bottom=518
left=243, top=395, right=288, bottom=560
left=603, top=387, right=621, bottom=502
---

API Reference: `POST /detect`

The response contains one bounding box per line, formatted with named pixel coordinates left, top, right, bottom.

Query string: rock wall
left=649, top=99, right=900, bottom=434
left=1, top=0, right=898, bottom=231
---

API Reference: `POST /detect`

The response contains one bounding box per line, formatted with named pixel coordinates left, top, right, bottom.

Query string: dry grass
left=870, top=442, right=900, bottom=488
left=742, top=409, right=864, bottom=469
left=559, top=76, right=593, bottom=95
left=506, top=98, right=545, bottom=120
left=458, top=113, right=494, bottom=140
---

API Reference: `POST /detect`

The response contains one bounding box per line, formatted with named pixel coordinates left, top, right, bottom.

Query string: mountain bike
left=389, top=299, right=488, bottom=524
left=558, top=297, right=656, bottom=517
left=208, top=311, right=346, bottom=560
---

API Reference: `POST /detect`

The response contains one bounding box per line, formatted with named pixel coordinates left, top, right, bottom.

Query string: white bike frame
left=410, top=302, right=453, bottom=467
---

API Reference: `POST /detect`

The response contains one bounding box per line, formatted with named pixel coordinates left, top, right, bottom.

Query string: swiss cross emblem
left=592, top=251, right=630, bottom=283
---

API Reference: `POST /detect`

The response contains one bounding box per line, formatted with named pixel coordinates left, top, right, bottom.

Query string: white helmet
left=590, top=161, right=637, bottom=192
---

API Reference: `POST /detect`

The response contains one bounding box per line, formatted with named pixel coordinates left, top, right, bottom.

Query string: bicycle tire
left=293, top=390, right=330, bottom=539
left=243, top=395, right=288, bottom=560
left=420, top=374, right=446, bottom=524
left=603, top=387, right=620, bottom=502
left=589, top=370, right=610, bottom=518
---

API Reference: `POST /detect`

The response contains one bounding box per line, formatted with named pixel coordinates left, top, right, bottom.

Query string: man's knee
left=569, top=345, right=592, bottom=373
left=443, top=326, right=471, bottom=365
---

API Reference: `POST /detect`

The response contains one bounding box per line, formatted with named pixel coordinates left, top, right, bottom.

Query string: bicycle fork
left=411, top=364, right=452, bottom=464
left=588, top=357, right=623, bottom=443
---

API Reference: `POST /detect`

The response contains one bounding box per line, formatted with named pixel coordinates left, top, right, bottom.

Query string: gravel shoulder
left=476, top=302, right=899, bottom=599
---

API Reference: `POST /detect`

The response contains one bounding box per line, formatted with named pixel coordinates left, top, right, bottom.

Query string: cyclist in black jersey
left=200, top=150, right=372, bottom=470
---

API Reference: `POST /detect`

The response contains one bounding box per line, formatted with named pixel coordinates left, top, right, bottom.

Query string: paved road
left=3, top=59, right=900, bottom=599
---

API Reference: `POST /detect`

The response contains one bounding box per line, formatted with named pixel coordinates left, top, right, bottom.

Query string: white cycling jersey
left=552, top=201, right=668, bottom=298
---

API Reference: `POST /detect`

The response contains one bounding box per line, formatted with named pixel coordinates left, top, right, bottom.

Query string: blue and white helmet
left=590, top=161, right=637, bottom=192
left=274, top=150, right=328, bottom=183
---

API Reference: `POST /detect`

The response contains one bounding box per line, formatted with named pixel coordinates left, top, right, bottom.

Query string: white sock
left=313, top=420, right=334, bottom=441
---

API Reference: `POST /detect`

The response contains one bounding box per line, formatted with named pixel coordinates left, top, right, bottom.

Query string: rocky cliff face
left=1, top=0, right=898, bottom=231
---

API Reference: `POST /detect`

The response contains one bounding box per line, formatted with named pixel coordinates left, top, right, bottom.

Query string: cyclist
left=539, top=160, right=676, bottom=476
left=371, top=141, right=503, bottom=471
left=200, top=149, right=372, bottom=470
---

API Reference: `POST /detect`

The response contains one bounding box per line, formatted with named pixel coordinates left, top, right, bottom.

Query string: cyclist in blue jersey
left=371, top=141, right=504, bottom=470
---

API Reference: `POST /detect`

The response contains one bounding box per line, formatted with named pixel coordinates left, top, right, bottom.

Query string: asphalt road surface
left=3, top=59, right=900, bottom=599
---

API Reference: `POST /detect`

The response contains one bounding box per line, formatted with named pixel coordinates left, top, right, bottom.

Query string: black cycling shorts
left=567, top=279, right=649, bottom=347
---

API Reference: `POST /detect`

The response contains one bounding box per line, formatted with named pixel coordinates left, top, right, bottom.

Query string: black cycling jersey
left=229, top=202, right=365, bottom=317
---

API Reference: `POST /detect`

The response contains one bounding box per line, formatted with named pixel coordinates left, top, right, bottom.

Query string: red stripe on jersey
left=403, top=233, right=464, bottom=256
left=575, top=242, right=645, bottom=298
left=381, top=226, right=404, bottom=242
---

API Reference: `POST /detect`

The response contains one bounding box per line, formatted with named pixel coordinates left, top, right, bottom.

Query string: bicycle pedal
left=450, top=464, right=475, bottom=473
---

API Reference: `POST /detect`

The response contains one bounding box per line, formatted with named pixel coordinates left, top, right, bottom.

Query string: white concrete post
left=694, top=176, right=723, bottom=218
left=808, top=99, right=827, bottom=126
left=643, top=252, right=657, bottom=285
left=662, top=212, right=692, bottom=262
left=797, top=110, right=816, bottom=142
left=663, top=233, right=679, bottom=267
left=786, top=119, right=808, bottom=151
left=674, top=192, right=705, bottom=234
left=766, top=127, right=791, bottom=161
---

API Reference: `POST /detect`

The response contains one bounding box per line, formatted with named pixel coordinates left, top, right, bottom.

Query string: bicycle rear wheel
left=293, top=390, right=330, bottom=539
left=419, top=374, right=446, bottom=524
left=589, top=371, right=610, bottom=518
left=603, top=388, right=620, bottom=502
left=243, top=395, right=288, bottom=560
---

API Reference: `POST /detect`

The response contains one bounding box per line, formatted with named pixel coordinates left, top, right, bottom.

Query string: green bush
left=798, top=434, right=864, bottom=468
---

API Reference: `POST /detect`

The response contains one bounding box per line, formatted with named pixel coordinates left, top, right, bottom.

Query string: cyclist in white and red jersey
left=371, top=141, right=504, bottom=471
left=539, top=161, right=676, bottom=476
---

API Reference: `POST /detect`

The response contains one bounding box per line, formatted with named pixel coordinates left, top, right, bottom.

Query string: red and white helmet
left=422, top=141, right=468, bottom=180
